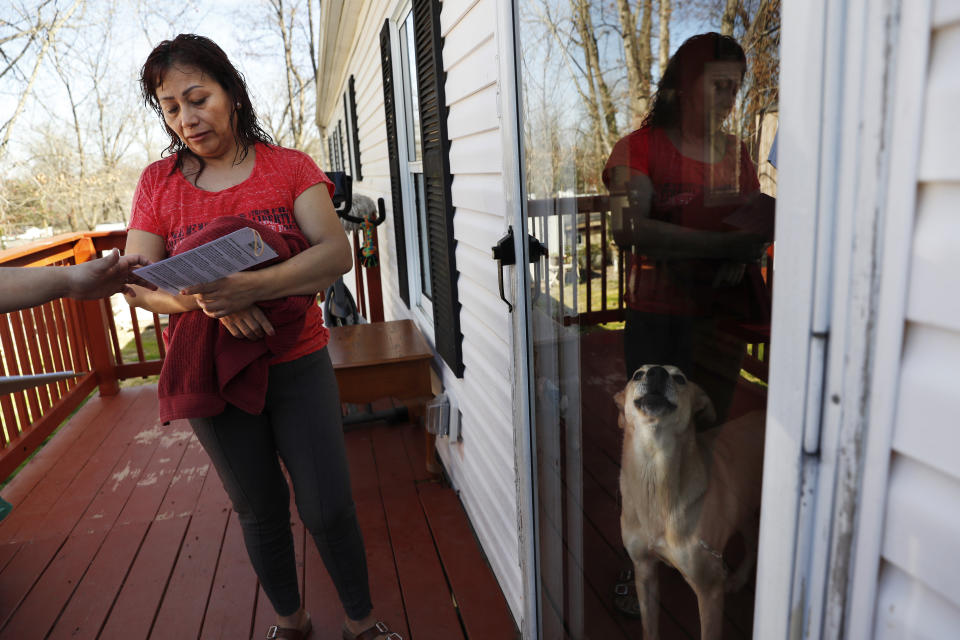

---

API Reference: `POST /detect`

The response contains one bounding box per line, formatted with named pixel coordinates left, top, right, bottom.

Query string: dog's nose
left=645, top=366, right=668, bottom=386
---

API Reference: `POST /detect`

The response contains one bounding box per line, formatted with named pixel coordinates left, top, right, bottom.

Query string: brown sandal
left=266, top=612, right=313, bottom=639
left=341, top=620, right=403, bottom=640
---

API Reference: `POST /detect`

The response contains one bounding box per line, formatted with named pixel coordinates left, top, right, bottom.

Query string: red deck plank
left=1, top=391, right=164, bottom=637
left=149, top=469, right=231, bottom=639
left=373, top=425, right=464, bottom=640
left=0, top=540, right=21, bottom=575
left=46, top=522, right=151, bottom=640
left=0, top=536, right=64, bottom=627
left=418, top=482, right=517, bottom=638
left=1, top=529, right=108, bottom=638
left=70, top=390, right=170, bottom=534
left=0, top=389, right=155, bottom=628
left=46, top=417, right=196, bottom=640
left=98, top=426, right=213, bottom=639
left=21, top=388, right=159, bottom=540
left=0, top=387, right=147, bottom=540
left=200, top=514, right=259, bottom=640
left=0, top=386, right=522, bottom=640
left=342, top=430, right=408, bottom=637
left=399, top=421, right=434, bottom=484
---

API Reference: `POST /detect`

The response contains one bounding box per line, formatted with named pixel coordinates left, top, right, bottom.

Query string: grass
left=118, top=323, right=163, bottom=388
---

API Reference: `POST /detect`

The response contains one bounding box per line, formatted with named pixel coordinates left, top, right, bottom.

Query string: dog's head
left=614, top=365, right=715, bottom=435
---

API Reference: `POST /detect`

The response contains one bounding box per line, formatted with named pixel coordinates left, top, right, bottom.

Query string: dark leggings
left=189, top=348, right=372, bottom=619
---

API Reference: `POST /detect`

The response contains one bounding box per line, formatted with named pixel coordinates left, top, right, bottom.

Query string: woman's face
left=156, top=65, right=237, bottom=161
left=682, top=60, right=743, bottom=131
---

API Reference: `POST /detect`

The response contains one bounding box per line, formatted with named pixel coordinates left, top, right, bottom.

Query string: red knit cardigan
left=157, top=217, right=313, bottom=422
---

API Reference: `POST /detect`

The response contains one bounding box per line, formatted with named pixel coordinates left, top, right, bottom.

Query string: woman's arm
left=608, top=165, right=765, bottom=261
left=181, top=183, right=352, bottom=318
left=123, top=229, right=202, bottom=314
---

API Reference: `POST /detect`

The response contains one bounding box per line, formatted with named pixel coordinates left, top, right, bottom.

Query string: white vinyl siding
left=870, top=5, right=960, bottom=635
left=317, top=0, right=522, bottom=623
left=438, top=0, right=522, bottom=620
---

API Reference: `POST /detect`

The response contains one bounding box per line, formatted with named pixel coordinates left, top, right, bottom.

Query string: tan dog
left=615, top=365, right=765, bottom=640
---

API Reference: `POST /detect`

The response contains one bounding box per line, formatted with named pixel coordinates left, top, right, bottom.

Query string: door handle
left=492, top=226, right=548, bottom=313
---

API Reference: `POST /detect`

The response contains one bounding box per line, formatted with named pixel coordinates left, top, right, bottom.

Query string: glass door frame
left=499, top=2, right=831, bottom=639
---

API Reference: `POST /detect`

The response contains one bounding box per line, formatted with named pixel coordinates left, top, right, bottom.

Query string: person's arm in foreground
left=0, top=250, right=155, bottom=314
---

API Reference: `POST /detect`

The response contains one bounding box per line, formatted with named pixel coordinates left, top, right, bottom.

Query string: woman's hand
left=218, top=305, right=275, bottom=340
left=181, top=271, right=264, bottom=318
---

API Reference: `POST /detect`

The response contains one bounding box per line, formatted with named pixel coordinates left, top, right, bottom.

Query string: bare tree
left=134, top=0, right=199, bottom=46
left=255, top=0, right=319, bottom=153
left=617, top=0, right=653, bottom=129
left=685, top=0, right=781, bottom=158
left=0, top=0, right=84, bottom=161
left=720, top=0, right=738, bottom=35
left=571, top=0, right=619, bottom=150
left=658, top=0, right=671, bottom=77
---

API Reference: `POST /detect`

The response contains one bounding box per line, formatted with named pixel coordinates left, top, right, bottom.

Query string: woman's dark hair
left=642, top=32, right=746, bottom=130
left=139, top=33, right=273, bottom=177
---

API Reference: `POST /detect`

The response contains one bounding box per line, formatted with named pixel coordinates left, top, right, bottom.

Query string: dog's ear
left=691, top=383, right=717, bottom=428
left=614, top=390, right=627, bottom=430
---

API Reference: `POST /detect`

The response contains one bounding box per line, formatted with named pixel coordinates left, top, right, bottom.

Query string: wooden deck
left=0, top=385, right=517, bottom=640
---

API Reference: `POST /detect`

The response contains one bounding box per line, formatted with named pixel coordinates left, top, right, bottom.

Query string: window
left=379, top=0, right=463, bottom=377
left=337, top=120, right=347, bottom=175
left=327, top=126, right=345, bottom=173
left=398, top=9, right=432, bottom=301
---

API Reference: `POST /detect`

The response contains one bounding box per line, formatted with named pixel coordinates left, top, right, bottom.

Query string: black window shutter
left=349, top=75, right=363, bottom=181
left=380, top=19, right=410, bottom=307
left=413, top=0, right=464, bottom=377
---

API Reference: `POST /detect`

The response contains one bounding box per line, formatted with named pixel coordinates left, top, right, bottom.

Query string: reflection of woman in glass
left=604, top=32, right=773, bottom=424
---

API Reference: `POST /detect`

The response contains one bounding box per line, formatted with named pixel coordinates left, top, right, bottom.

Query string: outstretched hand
left=68, top=250, right=156, bottom=300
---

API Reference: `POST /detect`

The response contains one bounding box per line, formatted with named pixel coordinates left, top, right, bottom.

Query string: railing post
left=367, top=228, right=385, bottom=322
left=74, top=237, right=119, bottom=396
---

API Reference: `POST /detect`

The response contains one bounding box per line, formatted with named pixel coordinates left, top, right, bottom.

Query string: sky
left=1, top=0, right=290, bottom=170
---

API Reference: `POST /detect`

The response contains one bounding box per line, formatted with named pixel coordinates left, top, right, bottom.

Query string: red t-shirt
left=128, top=143, right=335, bottom=363
left=603, top=126, right=761, bottom=315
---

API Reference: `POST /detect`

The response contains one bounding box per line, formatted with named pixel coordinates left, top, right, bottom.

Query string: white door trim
left=845, top=0, right=930, bottom=637
left=757, top=0, right=912, bottom=637
left=497, top=0, right=540, bottom=637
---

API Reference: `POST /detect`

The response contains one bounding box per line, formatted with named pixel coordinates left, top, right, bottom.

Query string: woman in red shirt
left=125, top=34, right=401, bottom=640
left=604, top=33, right=773, bottom=424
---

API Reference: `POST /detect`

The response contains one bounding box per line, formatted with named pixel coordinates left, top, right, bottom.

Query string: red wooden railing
left=0, top=227, right=385, bottom=482
left=527, top=195, right=770, bottom=382
left=349, top=227, right=384, bottom=323
left=0, top=231, right=164, bottom=480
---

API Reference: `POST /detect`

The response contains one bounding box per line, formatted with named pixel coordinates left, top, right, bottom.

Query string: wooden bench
left=327, top=319, right=440, bottom=472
